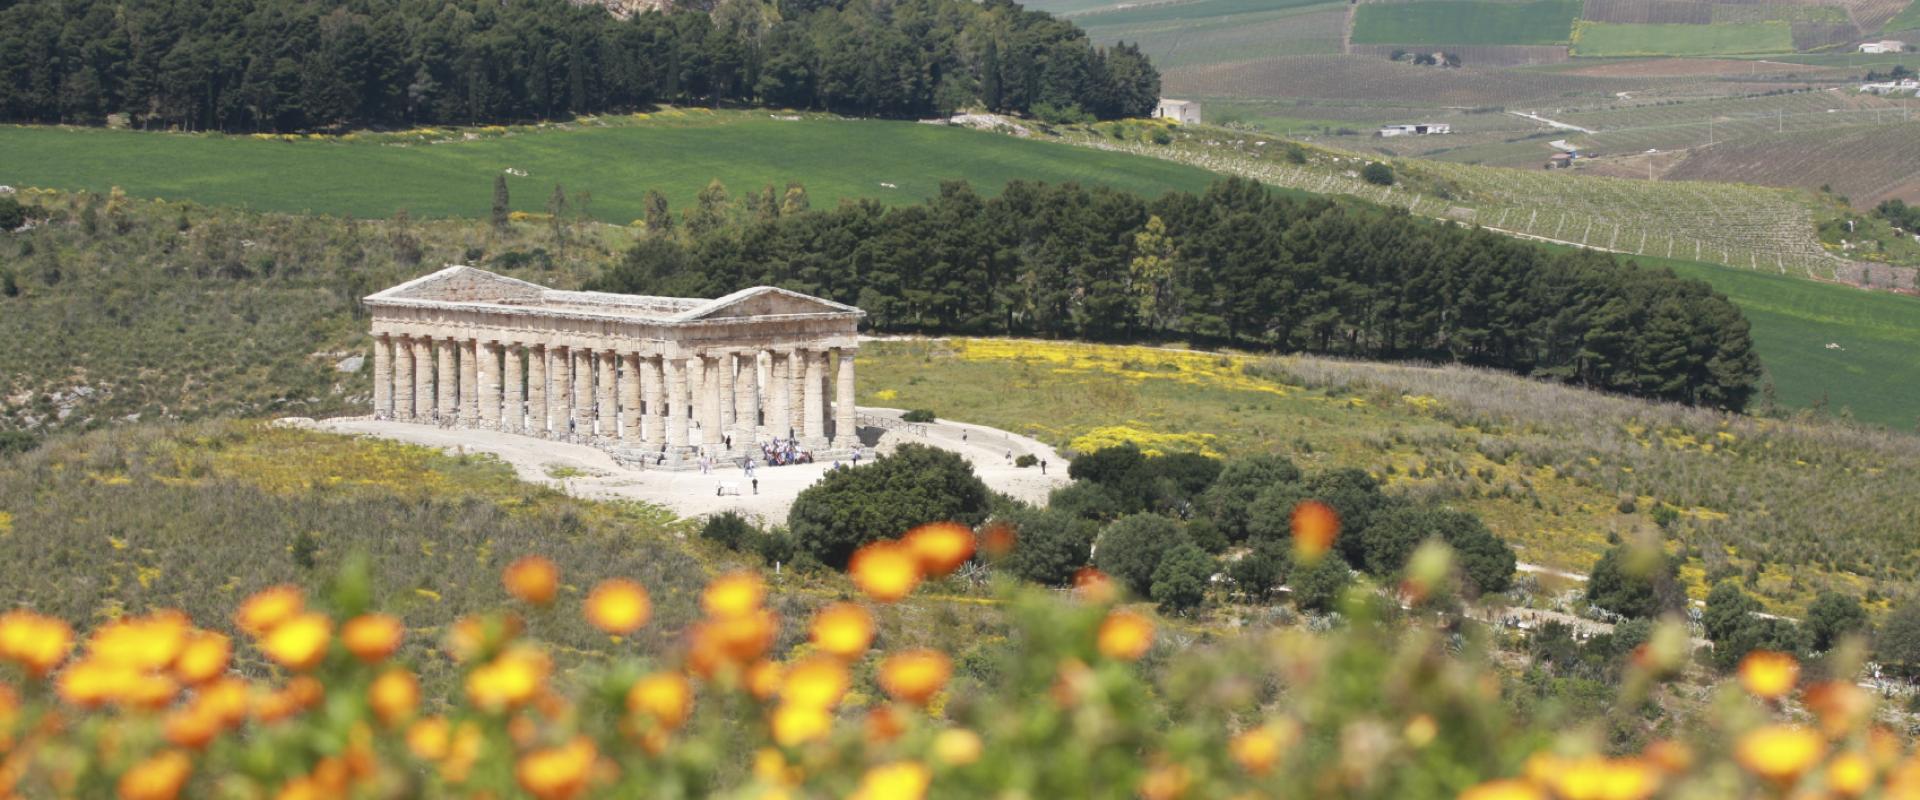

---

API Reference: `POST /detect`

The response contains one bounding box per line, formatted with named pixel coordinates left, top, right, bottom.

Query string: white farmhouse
left=1859, top=40, right=1908, bottom=54
left=1153, top=98, right=1202, bottom=125
left=1378, top=122, right=1451, bottom=137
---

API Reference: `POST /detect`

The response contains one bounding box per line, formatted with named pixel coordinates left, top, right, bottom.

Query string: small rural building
left=1859, top=40, right=1908, bottom=54
left=1379, top=122, right=1451, bottom=137
left=1859, top=79, right=1920, bottom=94
left=1545, top=152, right=1575, bottom=169
left=1153, top=98, right=1202, bottom=125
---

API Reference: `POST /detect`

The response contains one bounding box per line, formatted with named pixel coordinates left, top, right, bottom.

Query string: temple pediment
left=681, top=287, right=863, bottom=321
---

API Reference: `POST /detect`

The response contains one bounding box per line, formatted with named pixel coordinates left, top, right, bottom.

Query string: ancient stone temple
left=364, top=266, right=863, bottom=469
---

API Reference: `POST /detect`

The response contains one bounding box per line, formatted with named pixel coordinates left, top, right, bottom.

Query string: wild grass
left=0, top=112, right=1220, bottom=222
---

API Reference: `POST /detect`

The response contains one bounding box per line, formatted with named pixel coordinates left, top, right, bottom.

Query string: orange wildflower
left=627, top=671, right=694, bottom=731
left=163, top=703, right=222, bottom=750
left=702, top=571, right=767, bottom=618
left=865, top=704, right=907, bottom=744
left=235, top=585, right=305, bottom=637
left=516, top=737, right=598, bottom=800
left=445, top=614, right=521, bottom=662
left=1229, top=723, right=1297, bottom=776
left=1736, top=725, right=1825, bottom=784
left=117, top=750, right=193, bottom=800
left=979, top=521, right=1017, bottom=559
left=1738, top=650, right=1800, bottom=700
left=466, top=647, right=550, bottom=713
left=1290, top=500, right=1339, bottom=563
left=1805, top=681, right=1873, bottom=737
left=745, top=659, right=785, bottom=701
left=878, top=649, right=952, bottom=707
left=700, top=608, right=779, bottom=663
left=781, top=656, right=851, bottom=710
left=1139, top=762, right=1191, bottom=800
left=260, top=613, right=332, bottom=672
left=341, top=614, right=403, bottom=664
left=933, top=728, right=984, bottom=767
left=850, top=761, right=931, bottom=800
left=808, top=602, right=875, bottom=660
left=89, top=611, right=190, bottom=670
left=1829, top=751, right=1874, bottom=797
left=848, top=541, right=922, bottom=602
left=173, top=631, right=230, bottom=686
left=370, top=668, right=420, bottom=727
left=503, top=556, right=560, bottom=606
left=407, top=716, right=453, bottom=761
left=584, top=579, right=652, bottom=635
left=903, top=522, right=976, bottom=577
left=1097, top=609, right=1154, bottom=662
left=254, top=676, right=324, bottom=724
left=770, top=702, right=833, bottom=747
left=1458, top=779, right=1547, bottom=800
left=1073, top=567, right=1119, bottom=604
left=0, top=610, right=74, bottom=677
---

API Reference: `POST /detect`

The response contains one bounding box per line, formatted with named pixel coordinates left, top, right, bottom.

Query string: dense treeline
left=593, top=177, right=1762, bottom=410
left=0, top=0, right=1157, bottom=131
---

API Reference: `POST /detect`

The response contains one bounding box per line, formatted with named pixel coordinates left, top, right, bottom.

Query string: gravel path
left=304, top=408, right=1070, bottom=525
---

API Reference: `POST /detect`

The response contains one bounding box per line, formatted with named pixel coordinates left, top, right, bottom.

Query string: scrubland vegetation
left=857, top=338, right=1920, bottom=612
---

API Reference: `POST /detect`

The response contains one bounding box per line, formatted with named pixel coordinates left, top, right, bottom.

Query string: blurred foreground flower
left=504, top=556, right=561, bottom=606
left=849, top=540, right=923, bottom=602
left=1290, top=500, right=1339, bottom=563
left=1738, top=650, right=1799, bottom=700
left=1098, top=609, right=1154, bottom=661
left=585, top=579, right=651, bottom=635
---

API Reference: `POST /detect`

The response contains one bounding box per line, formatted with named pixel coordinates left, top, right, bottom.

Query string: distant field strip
left=1084, top=5, right=1347, bottom=68
left=1062, top=127, right=1851, bottom=281
left=1163, top=54, right=1640, bottom=105
left=1352, top=0, right=1583, bottom=44
left=1581, top=0, right=1714, bottom=24
left=1068, top=0, right=1330, bottom=25
left=1571, top=20, right=1796, bottom=54
left=1345, top=43, right=1572, bottom=65
left=1665, top=121, right=1920, bottom=207
left=0, top=116, right=1222, bottom=221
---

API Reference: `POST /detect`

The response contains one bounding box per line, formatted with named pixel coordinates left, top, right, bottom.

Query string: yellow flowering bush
left=0, top=525, right=1908, bottom=800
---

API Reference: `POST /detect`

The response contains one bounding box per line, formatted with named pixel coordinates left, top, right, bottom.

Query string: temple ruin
left=364, top=265, right=863, bottom=469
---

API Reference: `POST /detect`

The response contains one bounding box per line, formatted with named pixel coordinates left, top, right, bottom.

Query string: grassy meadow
left=856, top=338, right=1920, bottom=614
left=0, top=112, right=1220, bottom=222
left=1350, top=0, right=1582, bottom=45
left=1570, top=20, right=1796, bottom=56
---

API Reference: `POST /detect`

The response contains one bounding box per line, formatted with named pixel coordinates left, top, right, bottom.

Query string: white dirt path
left=303, top=408, right=1069, bottom=525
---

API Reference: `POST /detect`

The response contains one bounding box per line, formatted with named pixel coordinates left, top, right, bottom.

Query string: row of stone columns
left=370, top=334, right=856, bottom=454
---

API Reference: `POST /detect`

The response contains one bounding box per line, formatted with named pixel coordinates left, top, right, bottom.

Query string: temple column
left=504, top=343, right=525, bottom=433
left=787, top=349, right=806, bottom=436
left=704, top=355, right=727, bottom=448
left=596, top=351, right=617, bottom=438
left=621, top=353, right=641, bottom=442
left=551, top=347, right=572, bottom=437
left=394, top=336, right=415, bottom=420
left=716, top=354, right=733, bottom=433
left=756, top=352, right=772, bottom=428
left=729, top=352, right=753, bottom=445
left=644, top=356, right=664, bottom=444
left=834, top=349, right=857, bottom=445
left=572, top=348, right=593, bottom=437
left=770, top=351, right=792, bottom=439
left=372, top=335, right=393, bottom=419
left=527, top=345, right=548, bottom=435
left=436, top=338, right=458, bottom=420
left=802, top=348, right=826, bottom=443
left=459, top=339, right=479, bottom=424
left=412, top=337, right=432, bottom=421
left=667, top=357, right=690, bottom=451
left=478, top=341, right=500, bottom=428
left=688, top=355, right=708, bottom=450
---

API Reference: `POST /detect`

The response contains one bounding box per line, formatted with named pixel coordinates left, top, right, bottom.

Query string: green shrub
left=1229, top=540, right=1290, bottom=600
left=1361, top=162, right=1395, bottom=186
left=788, top=443, right=991, bottom=567
left=1094, top=512, right=1183, bottom=597
left=999, top=507, right=1098, bottom=586
left=901, top=409, right=937, bottom=423
left=701, top=511, right=759, bottom=551
left=1015, top=453, right=1038, bottom=468
left=1585, top=543, right=1687, bottom=619
left=1150, top=539, right=1213, bottom=613
left=1291, top=554, right=1353, bottom=613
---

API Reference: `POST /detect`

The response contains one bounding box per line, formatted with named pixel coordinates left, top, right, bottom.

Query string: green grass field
left=1642, top=256, right=1920, bottom=428
left=1350, top=0, right=1582, bottom=45
left=0, top=113, right=1221, bottom=222
left=1570, top=20, right=1795, bottom=56
left=1071, top=0, right=1329, bottom=27
left=1888, top=0, right=1920, bottom=30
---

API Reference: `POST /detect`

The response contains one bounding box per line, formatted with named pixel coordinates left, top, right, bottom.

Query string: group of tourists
left=759, top=437, right=813, bottom=467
